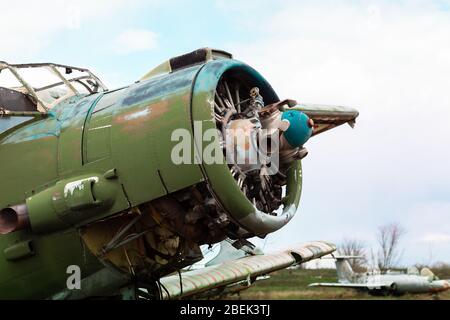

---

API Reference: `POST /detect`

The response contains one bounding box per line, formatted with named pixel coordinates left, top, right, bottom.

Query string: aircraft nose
left=445, top=280, right=450, bottom=290
left=435, top=280, right=450, bottom=292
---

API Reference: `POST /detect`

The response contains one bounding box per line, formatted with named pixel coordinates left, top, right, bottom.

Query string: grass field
left=235, top=269, right=450, bottom=300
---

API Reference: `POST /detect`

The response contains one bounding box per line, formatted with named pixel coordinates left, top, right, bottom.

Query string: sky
left=1, top=0, right=449, bottom=266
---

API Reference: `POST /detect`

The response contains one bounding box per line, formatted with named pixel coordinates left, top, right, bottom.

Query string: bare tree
left=376, top=222, right=406, bottom=271
left=338, top=238, right=367, bottom=272
left=368, top=247, right=377, bottom=271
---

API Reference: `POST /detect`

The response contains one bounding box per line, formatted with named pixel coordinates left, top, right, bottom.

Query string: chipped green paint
left=0, top=57, right=301, bottom=298
left=0, top=48, right=358, bottom=299
left=0, top=60, right=214, bottom=298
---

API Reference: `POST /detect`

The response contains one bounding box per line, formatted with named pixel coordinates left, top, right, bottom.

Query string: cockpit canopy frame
left=0, top=61, right=107, bottom=112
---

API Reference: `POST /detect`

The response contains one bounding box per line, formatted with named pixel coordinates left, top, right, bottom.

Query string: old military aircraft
left=0, top=48, right=358, bottom=299
left=167, top=240, right=271, bottom=299
left=309, top=256, right=450, bottom=296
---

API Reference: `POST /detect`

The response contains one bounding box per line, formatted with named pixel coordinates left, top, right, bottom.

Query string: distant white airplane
left=309, top=256, right=450, bottom=296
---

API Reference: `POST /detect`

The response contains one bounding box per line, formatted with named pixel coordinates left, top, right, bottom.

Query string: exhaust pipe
left=0, top=204, right=30, bottom=234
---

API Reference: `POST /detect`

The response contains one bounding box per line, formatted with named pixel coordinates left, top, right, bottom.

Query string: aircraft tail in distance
left=420, top=267, right=439, bottom=280
left=333, top=256, right=363, bottom=283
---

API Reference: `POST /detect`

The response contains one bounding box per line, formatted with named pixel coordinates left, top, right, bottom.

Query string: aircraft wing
left=159, top=241, right=336, bottom=300
left=309, top=282, right=388, bottom=290
left=291, top=104, right=359, bottom=136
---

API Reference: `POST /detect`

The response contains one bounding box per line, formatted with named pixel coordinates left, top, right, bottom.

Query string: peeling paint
left=123, top=109, right=150, bottom=121
left=64, top=177, right=98, bottom=198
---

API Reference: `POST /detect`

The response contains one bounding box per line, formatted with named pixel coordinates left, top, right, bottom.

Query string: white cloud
left=0, top=0, right=147, bottom=60
left=113, top=29, right=159, bottom=54
left=419, top=234, right=450, bottom=243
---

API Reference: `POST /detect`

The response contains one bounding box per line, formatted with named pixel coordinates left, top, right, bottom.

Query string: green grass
left=233, top=269, right=450, bottom=300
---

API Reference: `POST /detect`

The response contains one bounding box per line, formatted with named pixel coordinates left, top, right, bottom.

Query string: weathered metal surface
left=160, top=241, right=336, bottom=299
left=140, top=48, right=233, bottom=81
left=0, top=204, right=29, bottom=234
left=191, top=60, right=303, bottom=237
left=292, top=104, right=359, bottom=136
left=111, top=64, right=205, bottom=204
left=0, top=49, right=358, bottom=299
left=0, top=229, right=101, bottom=299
